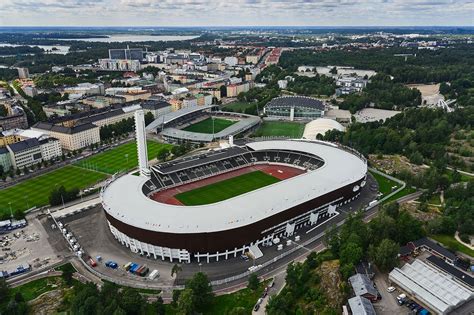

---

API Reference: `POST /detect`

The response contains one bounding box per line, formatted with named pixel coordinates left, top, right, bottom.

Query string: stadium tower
left=134, top=110, right=150, bottom=177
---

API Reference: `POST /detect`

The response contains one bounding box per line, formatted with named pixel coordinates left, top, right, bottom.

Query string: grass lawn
left=223, top=101, right=258, bottom=113
left=431, top=234, right=474, bottom=258
left=9, top=276, right=69, bottom=302
left=183, top=117, right=237, bottom=134
left=75, top=140, right=173, bottom=174
left=369, top=171, right=401, bottom=198
left=252, top=121, right=305, bottom=138
left=0, top=166, right=107, bottom=216
left=164, top=280, right=269, bottom=314
left=383, top=186, right=416, bottom=203
left=175, top=171, right=280, bottom=205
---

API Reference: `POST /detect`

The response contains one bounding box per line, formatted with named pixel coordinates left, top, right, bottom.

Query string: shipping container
left=124, top=262, right=132, bottom=271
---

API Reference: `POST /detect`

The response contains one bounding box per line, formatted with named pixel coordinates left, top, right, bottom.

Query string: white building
left=99, top=59, right=141, bottom=72
left=6, top=138, right=42, bottom=169
left=224, top=57, right=238, bottom=67
left=39, top=137, right=62, bottom=161
left=277, top=80, right=288, bottom=89
left=64, top=83, right=105, bottom=97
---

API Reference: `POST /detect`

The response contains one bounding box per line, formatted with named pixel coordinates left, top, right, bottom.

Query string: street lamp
left=199, top=262, right=202, bottom=273
left=8, top=202, right=12, bottom=218
left=24, top=195, right=29, bottom=209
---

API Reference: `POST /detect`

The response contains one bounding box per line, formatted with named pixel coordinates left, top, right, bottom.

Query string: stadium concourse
left=101, top=139, right=368, bottom=263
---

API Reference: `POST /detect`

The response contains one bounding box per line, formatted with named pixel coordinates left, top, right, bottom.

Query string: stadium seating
left=144, top=147, right=324, bottom=195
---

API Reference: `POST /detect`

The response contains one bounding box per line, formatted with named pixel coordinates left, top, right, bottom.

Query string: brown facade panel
left=105, top=176, right=365, bottom=253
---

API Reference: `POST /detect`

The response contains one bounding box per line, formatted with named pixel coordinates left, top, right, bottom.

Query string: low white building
left=303, top=118, right=345, bottom=140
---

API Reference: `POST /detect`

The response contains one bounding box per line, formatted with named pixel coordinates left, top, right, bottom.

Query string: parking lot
left=373, top=272, right=408, bottom=315
left=0, top=217, right=62, bottom=274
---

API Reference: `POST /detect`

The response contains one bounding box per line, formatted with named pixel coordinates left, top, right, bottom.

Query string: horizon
left=1, top=0, right=473, bottom=27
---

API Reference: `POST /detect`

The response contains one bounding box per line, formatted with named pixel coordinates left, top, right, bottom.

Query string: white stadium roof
left=303, top=118, right=345, bottom=140
left=102, top=140, right=367, bottom=234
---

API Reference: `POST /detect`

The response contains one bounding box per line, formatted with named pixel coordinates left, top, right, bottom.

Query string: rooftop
left=102, top=140, right=367, bottom=234
left=265, top=96, right=325, bottom=110
left=8, top=138, right=40, bottom=153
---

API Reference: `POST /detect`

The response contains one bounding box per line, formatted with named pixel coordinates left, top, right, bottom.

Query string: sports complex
left=146, top=105, right=260, bottom=144
left=101, top=139, right=368, bottom=263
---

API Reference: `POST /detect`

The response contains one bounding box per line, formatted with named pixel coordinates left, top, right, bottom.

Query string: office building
left=17, top=68, right=29, bottom=79
left=6, top=138, right=42, bottom=169
left=109, top=48, right=143, bottom=60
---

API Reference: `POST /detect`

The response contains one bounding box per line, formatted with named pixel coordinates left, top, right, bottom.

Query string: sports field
left=0, top=166, right=107, bottom=216
left=75, top=140, right=173, bottom=174
left=183, top=117, right=236, bottom=134
left=175, top=171, right=280, bottom=205
left=252, top=121, right=305, bottom=138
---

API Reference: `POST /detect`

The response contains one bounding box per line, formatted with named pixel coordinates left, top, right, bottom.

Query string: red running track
left=150, top=164, right=306, bottom=206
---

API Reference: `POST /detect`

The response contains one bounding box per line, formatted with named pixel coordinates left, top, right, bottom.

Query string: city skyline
left=1, top=0, right=473, bottom=27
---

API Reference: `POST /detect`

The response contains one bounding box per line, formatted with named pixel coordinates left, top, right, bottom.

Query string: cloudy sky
left=0, top=0, right=473, bottom=26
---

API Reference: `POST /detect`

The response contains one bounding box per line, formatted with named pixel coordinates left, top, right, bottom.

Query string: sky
left=0, top=0, right=473, bottom=27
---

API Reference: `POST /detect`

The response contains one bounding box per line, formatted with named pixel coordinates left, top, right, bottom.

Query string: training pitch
left=174, top=171, right=280, bottom=206
left=252, top=121, right=305, bottom=138
left=75, top=141, right=173, bottom=174
left=0, top=166, right=107, bottom=216
left=182, top=117, right=237, bottom=134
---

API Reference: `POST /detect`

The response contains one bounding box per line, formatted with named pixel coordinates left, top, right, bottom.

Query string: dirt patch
left=317, top=260, right=344, bottom=310
left=368, top=154, right=426, bottom=175
left=400, top=202, right=440, bottom=222
left=406, top=84, right=440, bottom=97
left=28, top=289, right=65, bottom=315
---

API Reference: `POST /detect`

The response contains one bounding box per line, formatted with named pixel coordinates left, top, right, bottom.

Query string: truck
left=88, top=257, right=97, bottom=267
left=124, top=262, right=132, bottom=271
left=129, top=263, right=140, bottom=273
left=148, top=269, right=159, bottom=280
left=139, top=266, right=149, bottom=277
left=105, top=261, right=118, bottom=269
left=10, top=264, right=31, bottom=276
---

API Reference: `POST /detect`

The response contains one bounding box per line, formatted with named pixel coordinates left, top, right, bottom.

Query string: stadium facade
left=101, top=139, right=367, bottom=263
left=264, top=96, right=325, bottom=121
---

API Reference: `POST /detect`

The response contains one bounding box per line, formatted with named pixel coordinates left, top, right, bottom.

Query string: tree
left=248, top=273, right=259, bottom=291
left=120, top=287, right=144, bottom=315
left=176, top=288, right=195, bottom=315
left=329, top=66, right=337, bottom=75
left=152, top=296, right=166, bottom=315
left=373, top=238, right=399, bottom=272
left=144, top=112, right=155, bottom=126
left=62, top=263, right=75, bottom=285
left=186, top=272, right=213, bottom=311
left=0, top=278, right=9, bottom=303
left=156, top=147, right=170, bottom=162
left=171, top=264, right=182, bottom=278
left=339, top=242, right=363, bottom=266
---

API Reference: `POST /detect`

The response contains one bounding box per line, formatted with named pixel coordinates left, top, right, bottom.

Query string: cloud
left=0, top=0, right=473, bottom=26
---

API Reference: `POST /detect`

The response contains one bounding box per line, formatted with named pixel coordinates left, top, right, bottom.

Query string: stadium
left=263, top=96, right=326, bottom=121
left=101, top=138, right=368, bottom=263
left=146, top=105, right=260, bottom=144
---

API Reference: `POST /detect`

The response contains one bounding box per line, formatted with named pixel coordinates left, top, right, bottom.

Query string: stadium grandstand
left=264, top=96, right=326, bottom=121
left=101, top=139, right=367, bottom=263
left=146, top=105, right=260, bottom=143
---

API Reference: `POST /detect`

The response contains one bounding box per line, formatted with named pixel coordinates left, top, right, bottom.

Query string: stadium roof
left=160, top=114, right=260, bottom=142
left=102, top=140, right=367, bottom=234
left=389, top=259, right=473, bottom=314
left=265, top=96, right=325, bottom=110
left=145, top=105, right=214, bottom=132
left=303, top=118, right=345, bottom=140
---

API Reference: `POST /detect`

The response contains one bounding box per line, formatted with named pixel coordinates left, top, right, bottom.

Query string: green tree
left=120, top=287, right=144, bottom=315
left=152, top=296, right=166, bottom=315
left=144, top=112, right=155, bottom=126
left=186, top=272, right=213, bottom=311
left=156, top=147, right=170, bottom=162
left=248, top=273, right=259, bottom=291
left=171, top=264, right=182, bottom=278
left=373, top=238, right=399, bottom=272
left=62, top=263, right=75, bottom=285
left=339, top=242, right=363, bottom=266
left=176, top=288, right=195, bottom=315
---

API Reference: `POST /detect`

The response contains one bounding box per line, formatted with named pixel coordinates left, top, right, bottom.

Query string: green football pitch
left=0, top=166, right=107, bottom=216
left=252, top=121, right=305, bottom=138
left=75, top=140, right=173, bottom=174
left=175, top=171, right=280, bottom=206
left=182, top=117, right=237, bottom=134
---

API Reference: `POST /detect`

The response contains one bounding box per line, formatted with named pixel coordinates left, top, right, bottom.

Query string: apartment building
left=6, top=138, right=42, bottom=169
left=32, top=122, right=100, bottom=151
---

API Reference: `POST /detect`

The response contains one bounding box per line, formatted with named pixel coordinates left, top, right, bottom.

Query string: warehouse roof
left=389, top=259, right=473, bottom=314
left=426, top=255, right=474, bottom=288
left=102, top=139, right=367, bottom=234
left=349, top=273, right=379, bottom=298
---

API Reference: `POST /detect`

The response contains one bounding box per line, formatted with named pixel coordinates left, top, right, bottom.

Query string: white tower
left=134, top=110, right=150, bottom=177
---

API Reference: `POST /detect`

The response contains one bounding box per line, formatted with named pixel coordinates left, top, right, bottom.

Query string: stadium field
left=0, top=166, right=107, bottom=216
left=175, top=171, right=280, bottom=206
left=252, top=121, right=305, bottom=138
left=75, top=140, right=173, bottom=174
left=183, top=117, right=236, bottom=134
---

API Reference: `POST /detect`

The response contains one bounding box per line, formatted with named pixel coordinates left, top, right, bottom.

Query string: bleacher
left=143, top=146, right=325, bottom=196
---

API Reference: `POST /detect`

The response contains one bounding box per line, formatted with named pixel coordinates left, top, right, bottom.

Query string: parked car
left=387, top=286, right=396, bottom=293
left=253, top=304, right=260, bottom=311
